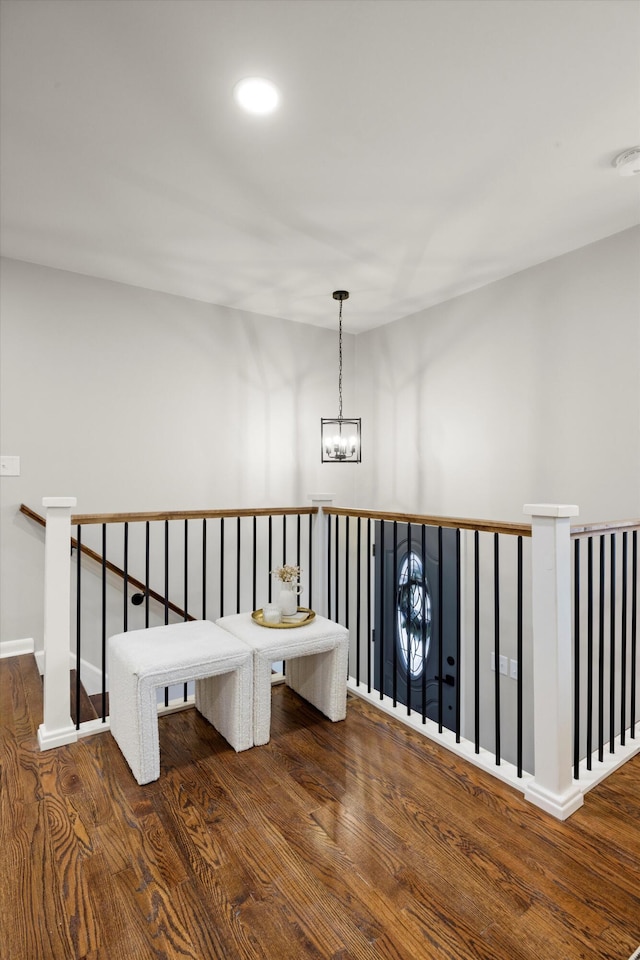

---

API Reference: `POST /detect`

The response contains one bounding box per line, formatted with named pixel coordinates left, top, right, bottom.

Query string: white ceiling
left=1, top=0, right=639, bottom=333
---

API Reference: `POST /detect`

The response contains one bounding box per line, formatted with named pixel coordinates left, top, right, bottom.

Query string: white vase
left=277, top=581, right=300, bottom=616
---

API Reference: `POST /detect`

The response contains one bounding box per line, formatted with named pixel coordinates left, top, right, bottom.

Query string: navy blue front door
left=374, top=523, right=458, bottom=731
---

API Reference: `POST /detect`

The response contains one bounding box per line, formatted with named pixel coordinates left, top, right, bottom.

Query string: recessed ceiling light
left=613, top=147, right=640, bottom=177
left=234, top=77, right=279, bottom=115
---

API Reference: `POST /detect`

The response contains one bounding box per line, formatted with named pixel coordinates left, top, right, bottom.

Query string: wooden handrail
left=20, top=504, right=193, bottom=621
left=24, top=499, right=639, bottom=541
left=19, top=503, right=48, bottom=528
left=25, top=502, right=533, bottom=538
left=570, top=518, right=640, bottom=537
left=23, top=503, right=318, bottom=526
left=69, top=505, right=317, bottom=525
left=323, top=506, right=532, bottom=538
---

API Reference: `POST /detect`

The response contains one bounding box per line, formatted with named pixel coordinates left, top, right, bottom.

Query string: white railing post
left=37, top=496, right=77, bottom=751
left=523, top=503, right=582, bottom=819
left=309, top=493, right=334, bottom=618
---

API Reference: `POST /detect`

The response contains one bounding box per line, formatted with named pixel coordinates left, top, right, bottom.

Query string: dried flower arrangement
left=272, top=564, right=302, bottom=583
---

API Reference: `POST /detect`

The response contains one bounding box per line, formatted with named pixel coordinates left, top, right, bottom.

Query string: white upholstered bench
left=108, top=619, right=253, bottom=785
left=216, top=613, right=349, bottom=746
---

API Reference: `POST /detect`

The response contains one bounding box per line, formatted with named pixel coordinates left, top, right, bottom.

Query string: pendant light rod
left=333, top=290, right=349, bottom=419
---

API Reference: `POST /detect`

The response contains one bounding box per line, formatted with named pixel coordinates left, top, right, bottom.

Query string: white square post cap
left=524, top=503, right=579, bottom=519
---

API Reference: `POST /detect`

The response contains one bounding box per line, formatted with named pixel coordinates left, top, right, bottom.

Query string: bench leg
left=195, top=658, right=253, bottom=752
left=110, top=664, right=161, bottom=785
left=252, top=654, right=276, bottom=746
left=285, top=639, right=348, bottom=722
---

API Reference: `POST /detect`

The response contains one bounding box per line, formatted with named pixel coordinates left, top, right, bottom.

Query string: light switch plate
left=1, top=456, right=20, bottom=476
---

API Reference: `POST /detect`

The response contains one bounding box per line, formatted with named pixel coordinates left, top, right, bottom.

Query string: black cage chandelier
left=321, top=290, right=361, bottom=463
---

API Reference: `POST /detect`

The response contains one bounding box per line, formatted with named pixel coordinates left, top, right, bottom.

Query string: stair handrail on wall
left=20, top=503, right=195, bottom=622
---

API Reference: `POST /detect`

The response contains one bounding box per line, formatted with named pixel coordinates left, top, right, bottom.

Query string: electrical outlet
left=510, top=659, right=518, bottom=680
left=490, top=653, right=509, bottom=676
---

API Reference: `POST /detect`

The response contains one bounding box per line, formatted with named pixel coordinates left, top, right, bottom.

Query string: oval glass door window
left=396, top=551, right=431, bottom=679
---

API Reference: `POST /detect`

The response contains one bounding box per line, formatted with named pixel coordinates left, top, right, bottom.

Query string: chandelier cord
left=338, top=299, right=343, bottom=420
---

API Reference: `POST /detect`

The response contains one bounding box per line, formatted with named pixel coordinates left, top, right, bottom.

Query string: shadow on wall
left=359, top=279, right=536, bottom=518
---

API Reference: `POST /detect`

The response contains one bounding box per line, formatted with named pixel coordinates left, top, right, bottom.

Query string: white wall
left=0, top=258, right=358, bottom=646
left=356, top=226, right=640, bottom=525
left=353, top=227, right=639, bottom=770
left=2, top=226, right=639, bottom=655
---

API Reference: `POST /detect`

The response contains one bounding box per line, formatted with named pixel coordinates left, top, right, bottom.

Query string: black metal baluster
left=621, top=532, right=628, bottom=746
left=164, top=520, right=169, bottom=707
left=102, top=524, right=107, bottom=722
left=345, top=516, right=350, bottom=633
left=252, top=516, right=257, bottom=613
left=367, top=518, right=372, bottom=694
left=438, top=525, right=444, bottom=734
left=609, top=533, right=616, bottom=753
left=268, top=515, right=272, bottom=604
left=378, top=521, right=385, bottom=699
left=327, top=514, right=332, bottom=621
left=308, top=513, right=313, bottom=611
left=280, top=513, right=288, bottom=679
left=406, top=522, right=411, bottom=717
left=455, top=527, right=461, bottom=743
left=145, top=521, right=150, bottom=628
left=220, top=517, right=225, bottom=617
left=296, top=514, right=301, bottom=573
left=494, top=532, right=500, bottom=765
left=421, top=524, right=427, bottom=724
left=202, top=518, right=207, bottom=620
left=335, top=515, right=340, bottom=625
left=392, top=521, right=398, bottom=709
left=356, top=517, right=361, bottom=686
left=517, top=535, right=523, bottom=777
left=236, top=516, right=241, bottom=614
left=75, top=524, right=82, bottom=730
left=598, top=535, right=605, bottom=762
left=573, top=537, right=580, bottom=779
left=282, top=514, right=287, bottom=565
left=474, top=530, right=480, bottom=753
left=586, top=537, right=594, bottom=770
left=164, top=520, right=169, bottom=626
left=123, top=522, right=129, bottom=632
left=631, top=531, right=637, bottom=738
left=184, top=519, right=188, bottom=700
left=184, top=520, right=189, bottom=621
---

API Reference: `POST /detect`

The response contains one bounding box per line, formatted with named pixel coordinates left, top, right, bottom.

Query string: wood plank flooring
left=1, top=652, right=639, bottom=960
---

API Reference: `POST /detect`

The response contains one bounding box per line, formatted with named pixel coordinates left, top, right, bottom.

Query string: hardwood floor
left=1, top=653, right=639, bottom=960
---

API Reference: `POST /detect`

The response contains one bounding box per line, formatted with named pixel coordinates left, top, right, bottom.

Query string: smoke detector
left=613, top=147, right=640, bottom=177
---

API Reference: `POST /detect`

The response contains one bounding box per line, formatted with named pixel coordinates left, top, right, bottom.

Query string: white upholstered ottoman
left=216, top=613, right=349, bottom=745
left=109, top=620, right=253, bottom=785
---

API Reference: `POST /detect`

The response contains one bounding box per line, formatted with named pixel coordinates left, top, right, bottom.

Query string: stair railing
left=31, top=498, right=319, bottom=744
left=27, top=496, right=639, bottom=819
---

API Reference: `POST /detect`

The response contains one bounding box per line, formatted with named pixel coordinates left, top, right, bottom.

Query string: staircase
left=69, top=670, right=108, bottom=725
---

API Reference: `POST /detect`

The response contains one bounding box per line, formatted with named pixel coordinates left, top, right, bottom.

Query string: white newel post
left=38, top=496, right=78, bottom=751
left=309, top=493, right=334, bottom=618
left=523, top=503, right=583, bottom=819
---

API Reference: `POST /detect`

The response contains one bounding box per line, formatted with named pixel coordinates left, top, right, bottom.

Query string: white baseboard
left=30, top=649, right=105, bottom=695
left=0, top=637, right=35, bottom=659
left=73, top=655, right=105, bottom=697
